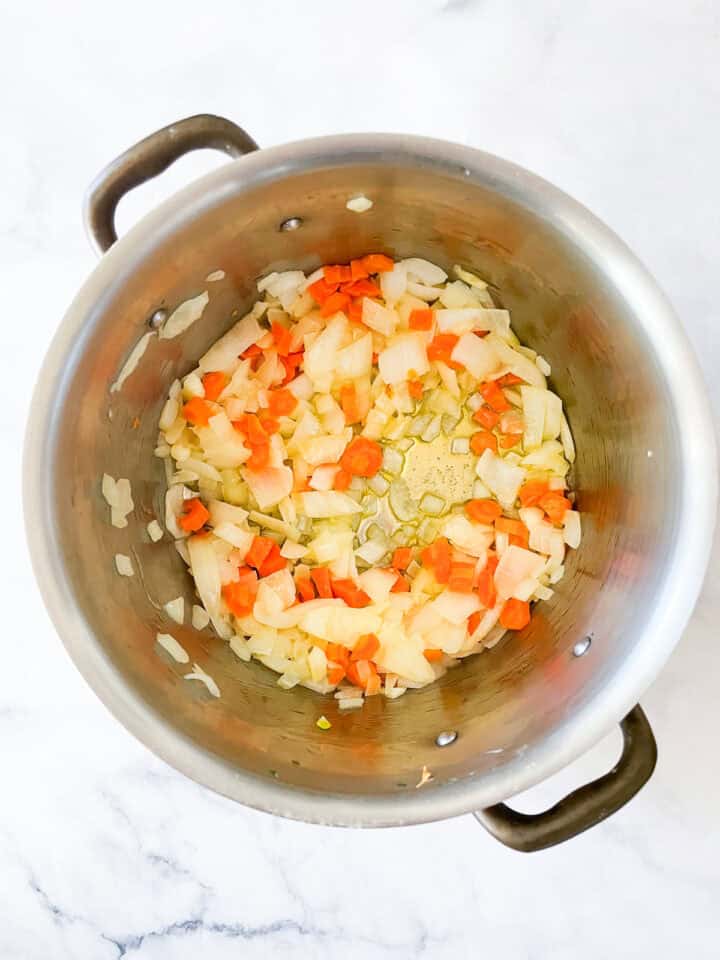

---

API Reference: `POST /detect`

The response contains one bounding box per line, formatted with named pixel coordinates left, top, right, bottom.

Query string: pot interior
left=46, top=150, right=676, bottom=804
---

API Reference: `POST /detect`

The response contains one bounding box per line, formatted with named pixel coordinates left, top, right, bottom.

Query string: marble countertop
left=2, top=1, right=719, bottom=957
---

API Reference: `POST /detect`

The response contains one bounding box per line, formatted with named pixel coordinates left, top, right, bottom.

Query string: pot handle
left=84, top=114, right=259, bottom=255
left=474, top=705, right=657, bottom=852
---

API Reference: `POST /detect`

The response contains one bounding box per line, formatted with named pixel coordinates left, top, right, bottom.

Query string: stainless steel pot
left=24, top=115, right=717, bottom=850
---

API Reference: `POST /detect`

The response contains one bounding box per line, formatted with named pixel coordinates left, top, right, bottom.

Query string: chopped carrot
left=351, top=658, right=380, bottom=692
left=500, top=598, right=531, bottom=630
left=352, top=633, right=380, bottom=661
left=308, top=276, right=337, bottom=305
left=320, top=291, right=351, bottom=318
left=365, top=670, right=382, bottom=696
left=257, top=543, right=286, bottom=577
left=361, top=253, right=394, bottom=273
left=296, top=576, right=315, bottom=602
left=475, top=562, right=497, bottom=609
left=340, top=436, right=383, bottom=477
left=257, top=410, right=280, bottom=435
left=341, top=278, right=381, bottom=298
left=499, top=434, right=520, bottom=449
left=348, top=298, right=364, bottom=323
left=179, top=497, right=209, bottom=532
left=334, top=469, right=352, bottom=491
left=326, top=642, right=350, bottom=666
left=222, top=581, right=255, bottom=617
left=350, top=258, right=369, bottom=281
left=539, top=492, right=572, bottom=524
left=234, top=412, right=268, bottom=446
left=427, top=333, right=459, bottom=365
left=421, top=537, right=452, bottom=584
left=470, top=431, right=498, bottom=455
left=327, top=664, right=346, bottom=685
left=409, top=308, right=433, bottom=331
left=244, top=535, right=275, bottom=571
left=246, top=443, right=270, bottom=470
left=448, top=562, right=475, bottom=593
left=182, top=397, right=215, bottom=427
left=201, top=371, right=227, bottom=401
left=423, top=648, right=443, bottom=662
left=270, top=322, right=293, bottom=357
left=496, top=372, right=525, bottom=387
left=466, top=499, right=502, bottom=524
left=496, top=517, right=529, bottom=538
left=391, top=547, right=412, bottom=571
left=480, top=379, right=510, bottom=412
left=332, top=579, right=372, bottom=608
left=519, top=480, right=550, bottom=507
left=468, top=611, right=483, bottom=635
left=267, top=387, right=297, bottom=417
left=310, top=566, right=333, bottom=599
left=473, top=405, right=500, bottom=429
left=340, top=383, right=362, bottom=424
left=408, top=379, right=424, bottom=400
left=390, top=574, right=410, bottom=593
left=280, top=351, right=304, bottom=385
left=324, top=264, right=352, bottom=284
left=241, top=343, right=262, bottom=359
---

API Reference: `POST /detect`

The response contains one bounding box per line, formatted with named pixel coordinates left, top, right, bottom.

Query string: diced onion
left=421, top=415, right=442, bottom=443
left=299, top=491, right=362, bottom=518
left=368, top=474, right=390, bottom=496
left=382, top=446, right=404, bottom=476
left=114, top=553, right=134, bottom=576
left=156, top=632, right=189, bottom=663
left=420, top=493, right=445, bottom=516
left=192, top=604, right=210, bottom=630
left=184, top=663, right=220, bottom=698
left=164, top=597, right=185, bottom=624
left=563, top=510, right=582, bottom=549
left=147, top=520, right=163, bottom=542
left=346, top=195, right=373, bottom=213
left=450, top=437, right=470, bottom=455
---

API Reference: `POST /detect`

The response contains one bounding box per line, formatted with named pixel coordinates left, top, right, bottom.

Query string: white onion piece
left=114, top=554, right=134, bottom=577
left=147, top=520, right=163, bottom=542
left=560, top=413, right=576, bottom=463
left=401, top=258, right=447, bottom=285
left=442, top=515, right=493, bottom=558
left=476, top=449, right=525, bottom=509
left=494, top=546, right=545, bottom=599
left=184, top=663, right=220, bottom=698
left=160, top=292, right=209, bottom=340
left=156, top=632, right=189, bottom=663
left=450, top=332, right=501, bottom=380
left=430, top=590, right=480, bottom=624
left=299, top=491, right=362, bottom=518
left=191, top=604, right=210, bottom=630
left=163, top=597, right=185, bottom=624
left=198, top=308, right=264, bottom=372
left=361, top=298, right=397, bottom=337
left=243, top=465, right=293, bottom=510
left=336, top=333, right=373, bottom=380
left=187, top=534, right=231, bottom=639
left=110, top=331, right=156, bottom=393
left=563, top=510, right=582, bottom=549
left=214, top=522, right=254, bottom=555
left=346, top=195, right=373, bottom=213
left=380, top=263, right=407, bottom=305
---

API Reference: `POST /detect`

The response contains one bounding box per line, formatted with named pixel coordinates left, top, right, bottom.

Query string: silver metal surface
left=573, top=637, right=593, bottom=658
left=279, top=216, right=303, bottom=231
left=435, top=731, right=458, bottom=748
left=23, top=130, right=718, bottom=827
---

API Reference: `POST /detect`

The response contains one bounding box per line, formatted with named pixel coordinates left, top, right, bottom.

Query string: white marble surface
left=2, top=1, right=719, bottom=957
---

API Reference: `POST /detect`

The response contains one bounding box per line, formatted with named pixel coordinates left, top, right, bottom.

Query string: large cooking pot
left=24, top=115, right=717, bottom=851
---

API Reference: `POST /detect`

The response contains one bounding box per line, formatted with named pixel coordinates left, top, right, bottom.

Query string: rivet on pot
left=435, top=730, right=458, bottom=747
left=573, top=636, right=592, bottom=658
left=280, top=217, right=303, bottom=231
left=148, top=308, right=168, bottom=329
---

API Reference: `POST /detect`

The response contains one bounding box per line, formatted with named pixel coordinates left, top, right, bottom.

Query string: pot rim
left=23, top=133, right=718, bottom=826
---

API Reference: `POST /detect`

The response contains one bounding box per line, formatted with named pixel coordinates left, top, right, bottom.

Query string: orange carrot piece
left=409, top=308, right=433, bottom=331
left=257, top=410, right=280, bottom=435
left=352, top=633, right=380, bottom=661
left=341, top=278, right=382, bottom=298
left=267, top=387, right=298, bottom=417
left=296, top=576, right=315, bottom=602
left=500, top=598, right=531, bottom=630
left=327, top=664, right=346, bottom=685
left=320, top=291, right=351, bottom=318
left=365, top=670, right=382, bottom=696
left=466, top=499, right=502, bottom=524
left=340, top=436, right=383, bottom=477
left=408, top=379, right=424, bottom=399
left=222, top=581, right=255, bottom=617
left=280, top=351, right=304, bottom=385
left=475, top=564, right=497, bottom=609
left=326, top=642, right=350, bottom=666
left=244, top=535, right=275, bottom=571
left=257, top=543, right=287, bottom=577
left=348, top=298, right=364, bottom=323
left=496, top=372, right=525, bottom=386
left=539, top=492, right=572, bottom=524
left=390, top=574, right=410, bottom=593
left=496, top=517, right=529, bottom=538
left=468, top=611, right=483, bottom=635
left=361, top=253, right=394, bottom=273
left=324, top=264, right=352, bottom=284
left=182, top=397, right=215, bottom=427
left=179, top=497, right=209, bottom=532
left=473, top=405, right=500, bottom=429
left=423, top=648, right=443, bottom=662
left=480, top=379, right=510, bottom=412
left=331, top=579, right=372, bottom=608
left=308, top=276, right=338, bottom=305
left=246, top=443, right=270, bottom=470
left=340, top=383, right=362, bottom=424
left=499, top=434, right=520, bottom=449
left=350, top=258, right=369, bottom=281
left=334, top=469, right=352, bottom=491
left=310, top=566, right=333, bottom=599
left=519, top=480, right=550, bottom=507
left=421, top=537, right=452, bottom=584
left=391, top=547, right=412, bottom=571
left=270, top=322, right=293, bottom=357
left=470, top=431, right=498, bottom=455
left=201, top=371, right=227, bottom=402
left=448, top=562, right=476, bottom=593
left=427, top=333, right=459, bottom=364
